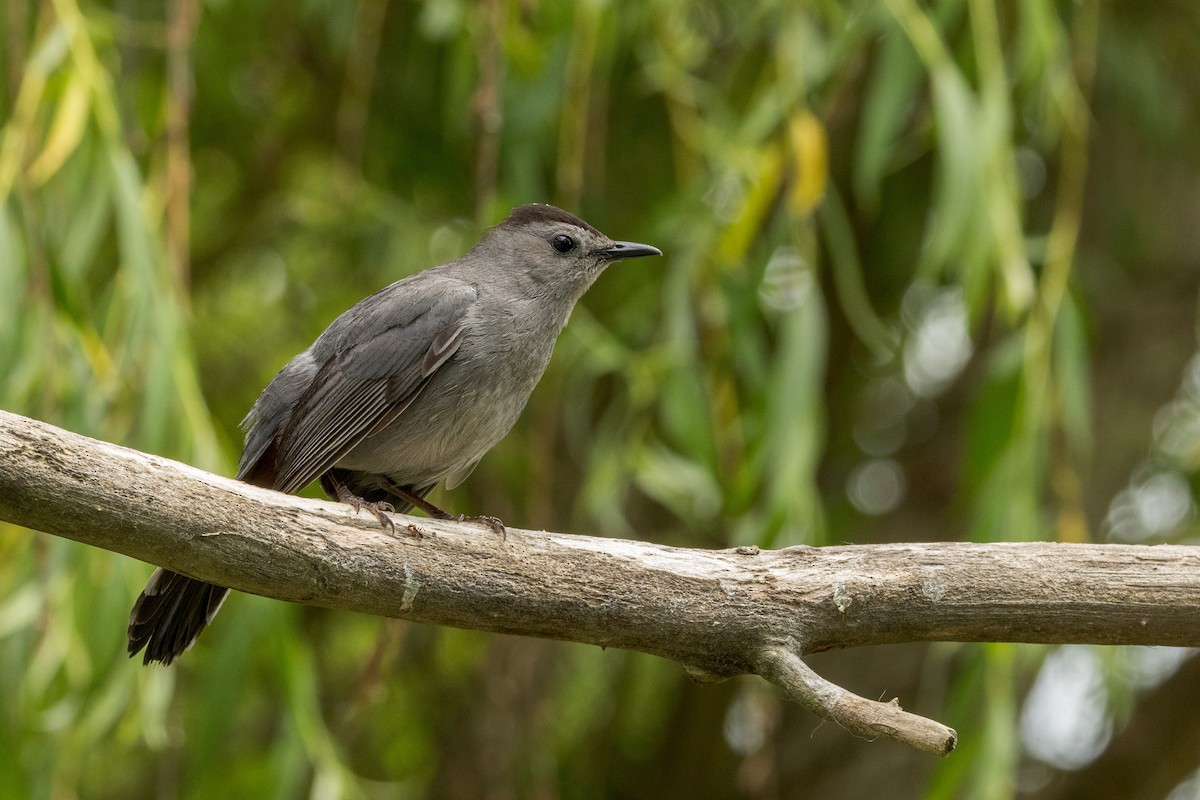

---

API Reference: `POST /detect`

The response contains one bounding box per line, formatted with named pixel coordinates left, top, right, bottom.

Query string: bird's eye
left=551, top=234, right=576, bottom=254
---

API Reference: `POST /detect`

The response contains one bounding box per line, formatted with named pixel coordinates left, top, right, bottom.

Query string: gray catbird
left=127, top=203, right=661, bottom=665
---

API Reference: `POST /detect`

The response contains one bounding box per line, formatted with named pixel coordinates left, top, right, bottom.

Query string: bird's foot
left=353, top=498, right=397, bottom=532
left=330, top=479, right=396, bottom=532
left=376, top=477, right=506, bottom=539
left=455, top=514, right=507, bottom=539
left=429, top=509, right=505, bottom=539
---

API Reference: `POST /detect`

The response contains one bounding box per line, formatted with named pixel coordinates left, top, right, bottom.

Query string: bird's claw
left=456, top=514, right=507, bottom=540
left=348, top=497, right=396, bottom=533
left=329, top=475, right=398, bottom=533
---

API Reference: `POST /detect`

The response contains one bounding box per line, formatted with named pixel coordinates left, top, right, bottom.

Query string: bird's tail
left=126, top=472, right=432, bottom=665
left=127, top=568, right=229, bottom=666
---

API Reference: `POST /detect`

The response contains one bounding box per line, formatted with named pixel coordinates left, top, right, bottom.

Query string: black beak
left=594, top=241, right=663, bottom=261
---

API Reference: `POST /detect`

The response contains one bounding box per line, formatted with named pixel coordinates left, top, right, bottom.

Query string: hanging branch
left=4, top=409, right=1200, bottom=755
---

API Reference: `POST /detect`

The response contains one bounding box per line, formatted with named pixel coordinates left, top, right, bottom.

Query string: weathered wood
left=4, top=408, right=1199, bottom=754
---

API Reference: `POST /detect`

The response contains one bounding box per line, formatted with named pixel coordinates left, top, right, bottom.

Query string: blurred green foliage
left=2, top=0, right=1200, bottom=797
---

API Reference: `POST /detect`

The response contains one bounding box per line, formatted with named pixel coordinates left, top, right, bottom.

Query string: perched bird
left=127, top=203, right=661, bottom=665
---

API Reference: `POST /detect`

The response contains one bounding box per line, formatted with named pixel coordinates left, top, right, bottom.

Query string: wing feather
left=244, top=279, right=476, bottom=494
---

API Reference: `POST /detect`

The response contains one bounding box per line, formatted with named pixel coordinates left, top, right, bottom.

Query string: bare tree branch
left=3, top=409, right=1200, bottom=755
left=756, top=646, right=957, bottom=755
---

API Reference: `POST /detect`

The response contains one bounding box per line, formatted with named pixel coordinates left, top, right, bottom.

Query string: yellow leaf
left=716, top=144, right=785, bottom=264
left=28, top=72, right=91, bottom=186
left=787, top=111, right=828, bottom=215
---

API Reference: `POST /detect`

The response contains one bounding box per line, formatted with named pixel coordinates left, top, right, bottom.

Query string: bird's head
left=485, top=204, right=662, bottom=297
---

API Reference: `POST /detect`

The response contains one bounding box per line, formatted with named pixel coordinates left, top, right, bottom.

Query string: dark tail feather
left=127, top=441, right=271, bottom=667
left=126, top=470, right=430, bottom=666
left=127, top=568, right=229, bottom=666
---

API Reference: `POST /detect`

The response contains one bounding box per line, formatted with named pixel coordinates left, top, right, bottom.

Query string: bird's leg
left=382, top=480, right=506, bottom=538
left=320, top=472, right=396, bottom=532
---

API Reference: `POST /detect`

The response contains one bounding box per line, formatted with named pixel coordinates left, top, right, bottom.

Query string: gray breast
left=335, top=294, right=566, bottom=489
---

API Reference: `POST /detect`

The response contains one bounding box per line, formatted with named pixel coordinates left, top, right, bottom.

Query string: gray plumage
left=127, top=203, right=661, bottom=665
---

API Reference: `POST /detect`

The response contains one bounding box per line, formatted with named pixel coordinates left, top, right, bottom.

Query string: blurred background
left=2, top=0, right=1199, bottom=797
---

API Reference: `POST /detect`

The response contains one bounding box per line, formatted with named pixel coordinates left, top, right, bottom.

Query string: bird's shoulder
left=310, top=271, right=477, bottom=363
